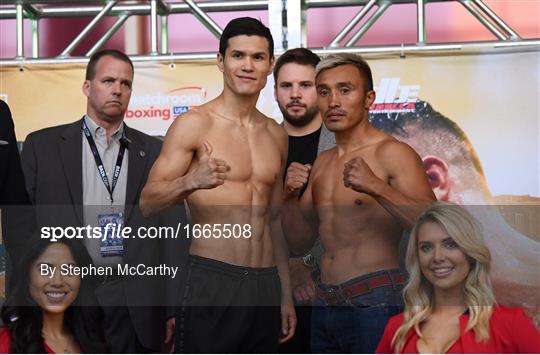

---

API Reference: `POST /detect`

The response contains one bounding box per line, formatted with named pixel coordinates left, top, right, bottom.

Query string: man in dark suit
left=21, top=50, right=186, bottom=353
left=0, top=100, right=35, bottom=266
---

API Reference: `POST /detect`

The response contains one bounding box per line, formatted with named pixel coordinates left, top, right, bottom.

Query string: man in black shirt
left=274, top=48, right=335, bottom=352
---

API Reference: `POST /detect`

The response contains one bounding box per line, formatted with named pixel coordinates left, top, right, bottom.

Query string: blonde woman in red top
left=377, top=202, right=539, bottom=353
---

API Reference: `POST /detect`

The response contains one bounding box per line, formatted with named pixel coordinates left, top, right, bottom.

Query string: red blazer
left=0, top=327, right=55, bottom=354
left=376, top=306, right=540, bottom=353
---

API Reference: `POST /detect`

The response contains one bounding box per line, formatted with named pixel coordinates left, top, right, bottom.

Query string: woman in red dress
left=377, top=202, right=539, bottom=354
left=0, top=238, right=107, bottom=353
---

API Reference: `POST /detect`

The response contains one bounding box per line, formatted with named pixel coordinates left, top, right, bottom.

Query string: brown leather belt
left=317, top=271, right=406, bottom=306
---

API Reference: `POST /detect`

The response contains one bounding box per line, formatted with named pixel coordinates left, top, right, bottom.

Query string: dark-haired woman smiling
left=0, top=239, right=107, bottom=353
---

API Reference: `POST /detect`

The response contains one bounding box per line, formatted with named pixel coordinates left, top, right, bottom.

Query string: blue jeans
left=311, top=269, right=404, bottom=353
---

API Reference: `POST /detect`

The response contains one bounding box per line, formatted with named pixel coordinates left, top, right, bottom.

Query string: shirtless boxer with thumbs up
left=140, top=18, right=295, bottom=353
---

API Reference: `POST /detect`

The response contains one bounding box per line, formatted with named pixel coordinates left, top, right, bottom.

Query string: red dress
left=376, top=306, right=540, bottom=353
left=0, top=327, right=55, bottom=353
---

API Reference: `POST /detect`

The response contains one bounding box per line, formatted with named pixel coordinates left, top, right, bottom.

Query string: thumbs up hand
left=189, top=141, right=231, bottom=190
left=196, top=141, right=214, bottom=163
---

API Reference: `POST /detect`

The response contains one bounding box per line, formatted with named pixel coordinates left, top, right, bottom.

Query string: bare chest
left=312, top=151, right=388, bottom=206
left=202, top=125, right=282, bottom=187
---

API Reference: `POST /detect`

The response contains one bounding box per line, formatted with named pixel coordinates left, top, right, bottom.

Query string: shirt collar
left=84, top=115, right=124, bottom=141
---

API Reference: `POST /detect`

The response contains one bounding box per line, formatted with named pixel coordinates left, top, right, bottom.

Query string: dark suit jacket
left=21, top=118, right=187, bottom=350
left=0, top=100, right=35, bottom=263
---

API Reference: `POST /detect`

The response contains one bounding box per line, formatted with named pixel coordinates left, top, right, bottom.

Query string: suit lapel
left=124, top=124, right=148, bottom=223
left=59, top=119, right=84, bottom=225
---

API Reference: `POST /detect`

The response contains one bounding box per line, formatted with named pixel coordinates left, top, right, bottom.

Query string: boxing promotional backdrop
left=1, top=49, right=539, bottom=317
left=2, top=50, right=538, bottom=198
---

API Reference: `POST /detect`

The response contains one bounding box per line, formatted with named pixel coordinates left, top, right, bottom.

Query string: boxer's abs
left=318, top=208, right=402, bottom=285
left=187, top=181, right=276, bottom=268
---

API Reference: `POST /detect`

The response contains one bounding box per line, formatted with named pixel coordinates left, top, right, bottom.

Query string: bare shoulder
left=316, top=147, right=336, bottom=163
left=164, top=105, right=213, bottom=148
left=375, top=135, right=422, bottom=165
left=148, top=106, right=213, bottom=181
left=261, top=113, right=288, bottom=149
left=312, top=147, right=336, bottom=173
left=264, top=114, right=287, bottom=139
left=168, top=105, right=211, bottom=133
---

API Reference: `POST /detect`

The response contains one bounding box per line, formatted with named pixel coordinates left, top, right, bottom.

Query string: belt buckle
left=324, top=288, right=340, bottom=306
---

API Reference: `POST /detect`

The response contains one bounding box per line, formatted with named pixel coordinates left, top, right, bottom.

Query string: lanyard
left=82, top=120, right=126, bottom=205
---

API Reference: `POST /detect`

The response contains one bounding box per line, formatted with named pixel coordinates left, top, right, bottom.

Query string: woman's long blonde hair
left=392, top=202, right=495, bottom=353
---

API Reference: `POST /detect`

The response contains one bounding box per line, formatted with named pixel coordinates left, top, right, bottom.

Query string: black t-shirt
left=281, top=125, right=322, bottom=353
left=285, top=125, right=322, bottom=171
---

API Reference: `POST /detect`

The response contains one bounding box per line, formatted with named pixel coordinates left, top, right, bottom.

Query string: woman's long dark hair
left=1, top=238, right=108, bottom=353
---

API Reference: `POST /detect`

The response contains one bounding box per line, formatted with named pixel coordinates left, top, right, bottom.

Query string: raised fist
left=284, top=162, right=311, bottom=199
left=343, top=157, right=379, bottom=196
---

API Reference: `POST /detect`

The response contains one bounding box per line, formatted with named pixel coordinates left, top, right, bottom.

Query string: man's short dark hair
left=219, top=17, right=274, bottom=58
left=273, top=48, right=320, bottom=82
left=85, top=49, right=134, bottom=80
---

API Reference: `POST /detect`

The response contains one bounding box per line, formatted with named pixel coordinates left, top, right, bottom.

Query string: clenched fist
left=343, top=157, right=381, bottom=196
left=189, top=142, right=231, bottom=190
left=284, top=162, right=311, bottom=199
